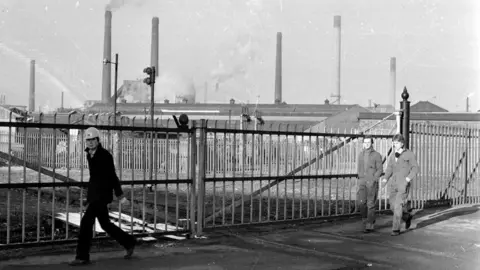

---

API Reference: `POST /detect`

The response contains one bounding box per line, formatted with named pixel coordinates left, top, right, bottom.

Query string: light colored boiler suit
left=383, top=149, right=419, bottom=232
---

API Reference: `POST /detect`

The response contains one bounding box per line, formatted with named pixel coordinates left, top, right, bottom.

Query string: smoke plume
left=105, top=0, right=147, bottom=12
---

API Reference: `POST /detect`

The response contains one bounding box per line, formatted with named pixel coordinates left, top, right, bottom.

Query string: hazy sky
left=0, top=0, right=478, bottom=111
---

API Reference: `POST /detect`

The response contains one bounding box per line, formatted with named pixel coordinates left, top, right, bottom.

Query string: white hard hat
left=85, top=127, right=101, bottom=140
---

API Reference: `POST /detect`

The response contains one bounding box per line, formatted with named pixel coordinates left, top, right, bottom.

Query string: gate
left=409, top=123, right=480, bottom=208
left=0, top=113, right=196, bottom=248
left=196, top=117, right=397, bottom=233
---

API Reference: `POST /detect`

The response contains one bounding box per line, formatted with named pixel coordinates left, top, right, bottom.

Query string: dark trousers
left=76, top=201, right=135, bottom=261
left=357, top=179, right=378, bottom=228
left=389, top=182, right=412, bottom=231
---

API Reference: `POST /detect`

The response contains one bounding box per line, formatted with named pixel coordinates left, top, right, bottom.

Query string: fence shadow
left=414, top=204, right=480, bottom=230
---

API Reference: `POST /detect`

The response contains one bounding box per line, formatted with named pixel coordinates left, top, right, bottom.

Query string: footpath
left=1, top=204, right=479, bottom=270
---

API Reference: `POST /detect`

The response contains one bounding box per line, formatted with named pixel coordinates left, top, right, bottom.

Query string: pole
left=401, top=87, right=411, bottom=148
left=334, top=15, right=341, bottom=105
left=29, top=60, right=36, bottom=112
left=390, top=57, right=397, bottom=110
left=113, top=53, right=119, bottom=126
left=274, top=32, right=282, bottom=104
left=149, top=67, right=155, bottom=182
left=466, top=97, right=469, bottom=112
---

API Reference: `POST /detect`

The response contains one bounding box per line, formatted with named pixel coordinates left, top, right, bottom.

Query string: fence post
left=400, top=87, right=411, bottom=148
left=196, top=119, right=207, bottom=236
left=189, top=121, right=197, bottom=236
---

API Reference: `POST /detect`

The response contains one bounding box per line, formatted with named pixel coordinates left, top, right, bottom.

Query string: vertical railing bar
left=165, top=123, right=170, bottom=232
left=241, top=125, right=246, bottom=224
left=284, top=125, right=289, bottom=220
left=175, top=129, right=180, bottom=230
left=266, top=124, right=272, bottom=222
left=222, top=121, right=227, bottom=225
left=189, top=121, right=197, bottom=236
left=250, top=131, right=255, bottom=223
left=130, top=118, right=136, bottom=234
left=275, top=124, right=281, bottom=221
left=36, top=113, right=43, bottom=242
left=51, top=114, right=57, bottom=241
left=231, top=126, right=237, bottom=225
left=212, top=122, right=217, bottom=227
left=259, top=129, right=265, bottom=223
left=22, top=122, right=28, bottom=243
left=6, top=112, right=12, bottom=244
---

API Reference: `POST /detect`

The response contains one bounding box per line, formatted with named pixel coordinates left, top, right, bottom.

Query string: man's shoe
left=405, top=214, right=413, bottom=230
left=391, top=231, right=400, bottom=236
left=124, top=245, right=135, bottom=259
left=363, top=229, right=374, bottom=234
left=69, top=259, right=90, bottom=266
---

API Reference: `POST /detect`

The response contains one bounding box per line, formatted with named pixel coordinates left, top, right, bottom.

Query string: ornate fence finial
left=402, top=87, right=409, bottom=101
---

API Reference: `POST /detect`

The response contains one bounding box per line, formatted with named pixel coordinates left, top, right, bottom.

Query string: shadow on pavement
left=415, top=204, right=480, bottom=229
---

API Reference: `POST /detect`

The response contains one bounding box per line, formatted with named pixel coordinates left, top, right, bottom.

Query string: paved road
left=1, top=205, right=479, bottom=270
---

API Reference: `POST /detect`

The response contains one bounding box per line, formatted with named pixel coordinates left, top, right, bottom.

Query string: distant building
left=365, top=104, right=395, bottom=113
left=410, top=101, right=448, bottom=113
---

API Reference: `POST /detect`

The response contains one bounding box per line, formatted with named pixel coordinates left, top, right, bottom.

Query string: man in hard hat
left=70, top=127, right=136, bottom=266
left=381, top=133, right=419, bottom=236
left=356, top=135, right=383, bottom=233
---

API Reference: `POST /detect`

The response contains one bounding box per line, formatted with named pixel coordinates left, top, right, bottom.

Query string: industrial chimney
left=29, top=60, right=35, bottom=112
left=390, top=57, right=397, bottom=109
left=333, top=15, right=342, bottom=104
left=151, top=17, right=159, bottom=77
left=274, top=32, right=282, bottom=104
left=101, top=10, right=112, bottom=103
left=61, top=91, right=64, bottom=109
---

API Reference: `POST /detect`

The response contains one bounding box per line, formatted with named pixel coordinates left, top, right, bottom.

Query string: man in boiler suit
left=357, top=136, right=383, bottom=233
left=382, top=134, right=419, bottom=236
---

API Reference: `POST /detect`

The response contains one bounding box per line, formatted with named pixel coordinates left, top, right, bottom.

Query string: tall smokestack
left=61, top=91, right=64, bottom=109
left=333, top=15, right=341, bottom=104
left=390, top=57, right=397, bottom=110
left=151, top=17, right=159, bottom=77
left=29, top=60, right=35, bottom=112
left=274, top=32, right=282, bottom=104
left=101, top=10, right=112, bottom=103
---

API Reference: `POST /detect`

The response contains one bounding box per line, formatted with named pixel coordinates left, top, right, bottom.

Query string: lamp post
left=103, top=53, right=119, bottom=126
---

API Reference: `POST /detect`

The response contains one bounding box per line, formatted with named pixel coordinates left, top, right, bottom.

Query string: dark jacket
left=357, top=147, right=383, bottom=182
left=85, top=144, right=123, bottom=204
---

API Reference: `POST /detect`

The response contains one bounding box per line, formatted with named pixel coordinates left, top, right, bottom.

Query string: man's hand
left=120, top=197, right=130, bottom=205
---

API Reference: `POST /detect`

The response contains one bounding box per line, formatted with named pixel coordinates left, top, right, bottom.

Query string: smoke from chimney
left=105, top=0, right=148, bottom=11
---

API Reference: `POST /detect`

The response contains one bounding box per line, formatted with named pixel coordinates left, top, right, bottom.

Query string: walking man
left=357, top=136, right=383, bottom=233
left=70, top=127, right=136, bottom=266
left=381, top=133, right=419, bottom=236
